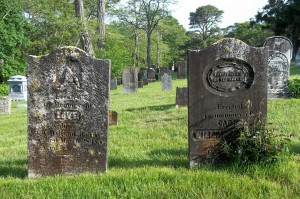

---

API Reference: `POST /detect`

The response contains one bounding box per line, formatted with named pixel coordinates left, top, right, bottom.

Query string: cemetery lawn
left=1, top=68, right=300, bottom=198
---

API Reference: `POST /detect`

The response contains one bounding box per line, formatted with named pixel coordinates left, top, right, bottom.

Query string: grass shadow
left=109, top=148, right=189, bottom=169
left=290, top=143, right=300, bottom=154
left=0, top=159, right=27, bottom=179
left=125, top=104, right=175, bottom=112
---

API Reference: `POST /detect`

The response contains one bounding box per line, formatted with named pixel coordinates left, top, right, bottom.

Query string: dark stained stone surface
left=27, top=46, right=110, bottom=177
left=138, top=81, right=144, bottom=88
left=122, top=67, right=139, bottom=93
left=147, top=68, right=156, bottom=82
left=159, top=67, right=170, bottom=76
left=176, top=61, right=187, bottom=79
left=176, top=87, right=188, bottom=107
left=263, top=36, right=293, bottom=98
left=0, top=97, right=11, bottom=114
left=109, top=110, right=118, bottom=126
left=162, top=73, right=172, bottom=91
left=188, top=38, right=268, bottom=166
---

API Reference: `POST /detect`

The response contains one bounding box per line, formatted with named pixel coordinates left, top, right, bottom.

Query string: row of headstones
left=4, top=36, right=295, bottom=177
left=111, top=62, right=187, bottom=93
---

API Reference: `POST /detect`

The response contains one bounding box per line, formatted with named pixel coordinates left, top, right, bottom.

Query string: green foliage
left=222, top=100, right=291, bottom=164
left=189, top=5, right=224, bottom=40
left=288, top=79, right=300, bottom=98
left=1, top=80, right=300, bottom=198
left=0, top=0, right=30, bottom=82
left=20, top=0, right=81, bottom=55
left=223, top=22, right=273, bottom=47
left=0, top=83, right=9, bottom=96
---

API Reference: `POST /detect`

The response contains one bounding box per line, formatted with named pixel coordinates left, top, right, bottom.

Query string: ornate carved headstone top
left=188, top=38, right=268, bottom=166
left=0, top=97, right=11, bottom=114
left=161, top=73, right=172, bottom=91
left=27, top=46, right=110, bottom=177
left=263, top=36, right=293, bottom=98
left=122, top=67, right=139, bottom=93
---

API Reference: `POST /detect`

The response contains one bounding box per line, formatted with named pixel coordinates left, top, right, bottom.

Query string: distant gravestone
left=109, top=110, right=118, bottom=126
left=28, top=47, right=110, bottom=177
left=162, top=73, right=172, bottom=91
left=110, top=76, right=117, bottom=90
left=147, top=68, right=156, bottom=82
left=8, top=75, right=28, bottom=101
left=0, top=97, right=11, bottom=114
left=188, top=38, right=268, bottom=165
left=122, top=67, right=139, bottom=93
left=296, top=51, right=300, bottom=66
left=176, top=61, right=187, bottom=79
left=160, top=67, right=170, bottom=76
left=142, top=77, right=149, bottom=86
left=111, top=76, right=117, bottom=89
left=176, top=87, right=188, bottom=107
left=117, top=77, right=122, bottom=85
left=138, top=81, right=144, bottom=88
left=264, top=36, right=293, bottom=98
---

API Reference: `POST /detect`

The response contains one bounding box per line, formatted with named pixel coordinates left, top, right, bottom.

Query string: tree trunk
left=133, top=29, right=139, bottom=67
left=97, top=0, right=106, bottom=50
left=74, top=0, right=94, bottom=55
left=147, top=29, right=152, bottom=69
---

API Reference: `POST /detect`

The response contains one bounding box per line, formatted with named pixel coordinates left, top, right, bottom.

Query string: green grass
left=1, top=69, right=300, bottom=198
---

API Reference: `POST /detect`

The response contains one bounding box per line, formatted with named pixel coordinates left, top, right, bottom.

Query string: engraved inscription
left=206, top=59, right=254, bottom=95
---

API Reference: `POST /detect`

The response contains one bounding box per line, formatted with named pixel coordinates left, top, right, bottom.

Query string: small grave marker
left=0, top=97, right=11, bottom=114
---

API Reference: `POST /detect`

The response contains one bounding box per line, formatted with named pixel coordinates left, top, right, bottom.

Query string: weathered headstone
left=0, top=97, right=11, bottom=114
left=176, top=61, right=187, bottom=79
left=122, top=67, right=139, bottom=93
left=110, top=75, right=117, bottom=90
left=117, top=77, right=122, bottom=85
left=142, top=77, right=149, bottom=86
left=162, top=73, right=172, bottom=91
left=109, top=110, right=118, bottom=126
left=188, top=38, right=268, bottom=165
left=8, top=75, right=28, bottom=101
left=264, top=36, right=293, bottom=98
left=28, top=47, right=110, bottom=177
left=147, top=68, right=156, bottom=82
left=160, top=67, right=170, bottom=76
left=176, top=87, right=188, bottom=107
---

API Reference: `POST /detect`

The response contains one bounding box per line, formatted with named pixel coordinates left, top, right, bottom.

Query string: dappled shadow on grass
left=0, top=159, right=27, bottom=179
left=125, top=104, right=175, bottom=112
left=290, top=143, right=300, bottom=154
left=109, top=148, right=189, bottom=169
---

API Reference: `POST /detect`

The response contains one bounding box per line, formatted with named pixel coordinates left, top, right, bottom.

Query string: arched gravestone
left=263, top=36, right=293, bottom=98
left=27, top=47, right=110, bottom=177
left=161, top=73, right=172, bottom=91
left=188, top=38, right=268, bottom=165
left=122, top=67, right=139, bottom=93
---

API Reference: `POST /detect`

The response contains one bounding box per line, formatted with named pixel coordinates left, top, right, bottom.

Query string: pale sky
left=170, top=0, right=269, bottom=30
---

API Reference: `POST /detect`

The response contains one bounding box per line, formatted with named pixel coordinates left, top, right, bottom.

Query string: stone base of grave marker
left=176, top=87, right=188, bottom=107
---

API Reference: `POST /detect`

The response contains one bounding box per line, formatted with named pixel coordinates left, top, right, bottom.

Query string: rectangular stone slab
left=188, top=38, right=268, bottom=166
left=28, top=46, right=110, bottom=177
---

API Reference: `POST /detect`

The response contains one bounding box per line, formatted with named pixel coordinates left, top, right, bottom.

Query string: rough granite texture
left=27, top=46, right=110, bottom=177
